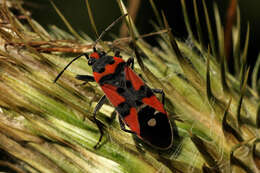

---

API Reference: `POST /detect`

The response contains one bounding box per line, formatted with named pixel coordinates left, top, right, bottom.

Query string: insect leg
left=93, top=95, right=107, bottom=148
left=126, top=57, right=147, bottom=81
left=110, top=110, right=117, bottom=120
left=126, top=57, right=134, bottom=69
left=152, top=89, right=165, bottom=105
left=118, top=116, right=136, bottom=134
left=75, top=75, right=95, bottom=86
left=114, top=50, right=121, bottom=57
left=76, top=75, right=95, bottom=82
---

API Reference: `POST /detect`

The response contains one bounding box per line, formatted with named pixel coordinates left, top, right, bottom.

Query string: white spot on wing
left=147, top=118, right=156, bottom=127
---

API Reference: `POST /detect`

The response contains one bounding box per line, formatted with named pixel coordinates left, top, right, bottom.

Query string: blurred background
left=22, top=0, right=260, bottom=81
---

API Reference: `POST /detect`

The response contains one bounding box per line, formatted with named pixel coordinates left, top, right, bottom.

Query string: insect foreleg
left=93, top=95, right=107, bottom=148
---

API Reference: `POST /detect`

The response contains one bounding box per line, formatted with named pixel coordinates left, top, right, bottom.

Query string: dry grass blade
left=206, top=48, right=214, bottom=103
left=214, top=3, right=224, bottom=60
left=161, top=11, right=182, bottom=60
left=230, top=145, right=255, bottom=173
left=148, top=0, right=163, bottom=27
left=252, top=139, right=260, bottom=169
left=85, top=0, right=99, bottom=38
left=116, top=0, right=139, bottom=37
left=49, top=0, right=84, bottom=41
left=193, top=0, right=204, bottom=49
left=17, top=3, right=50, bottom=41
left=233, top=6, right=241, bottom=76
left=0, top=161, right=27, bottom=173
left=202, top=0, right=217, bottom=58
left=237, top=67, right=250, bottom=125
left=222, top=98, right=243, bottom=143
left=190, top=134, right=221, bottom=172
left=180, top=0, right=195, bottom=43
left=242, top=23, right=250, bottom=65
left=240, top=23, right=250, bottom=88
left=251, top=53, right=260, bottom=94
left=220, top=41, right=230, bottom=93
left=162, top=9, right=205, bottom=95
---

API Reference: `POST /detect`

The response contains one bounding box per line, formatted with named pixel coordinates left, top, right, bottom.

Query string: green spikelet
left=0, top=0, right=259, bottom=172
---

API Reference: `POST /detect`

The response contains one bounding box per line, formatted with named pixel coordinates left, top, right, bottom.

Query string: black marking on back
left=117, top=87, right=125, bottom=94
left=117, top=102, right=130, bottom=117
left=135, top=85, right=154, bottom=101
left=139, top=85, right=145, bottom=91
left=109, top=59, right=115, bottom=64
left=97, top=61, right=126, bottom=85
left=92, top=55, right=114, bottom=73
left=146, top=87, right=154, bottom=97
left=138, top=106, right=172, bottom=149
left=98, top=67, right=105, bottom=73
left=126, top=80, right=132, bottom=88
left=135, top=100, right=143, bottom=106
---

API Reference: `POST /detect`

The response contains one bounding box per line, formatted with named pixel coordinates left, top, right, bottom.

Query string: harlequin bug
left=54, top=14, right=174, bottom=150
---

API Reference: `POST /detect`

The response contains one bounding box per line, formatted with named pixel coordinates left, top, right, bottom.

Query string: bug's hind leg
left=126, top=57, right=147, bottom=82
left=152, top=89, right=165, bottom=105
left=93, top=95, right=107, bottom=149
left=126, top=57, right=134, bottom=69
left=118, top=116, right=136, bottom=134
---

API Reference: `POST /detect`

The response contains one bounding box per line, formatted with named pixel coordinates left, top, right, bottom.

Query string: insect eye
left=88, top=58, right=96, bottom=65
left=100, top=51, right=106, bottom=56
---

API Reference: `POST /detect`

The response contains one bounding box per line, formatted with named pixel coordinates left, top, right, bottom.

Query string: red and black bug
left=54, top=14, right=174, bottom=150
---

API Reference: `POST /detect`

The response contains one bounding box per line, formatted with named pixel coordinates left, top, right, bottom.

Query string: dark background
left=23, top=0, right=260, bottom=81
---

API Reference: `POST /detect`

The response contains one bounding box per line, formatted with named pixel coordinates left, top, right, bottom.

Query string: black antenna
left=93, top=13, right=128, bottom=47
left=54, top=53, right=88, bottom=83
left=54, top=13, right=128, bottom=83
